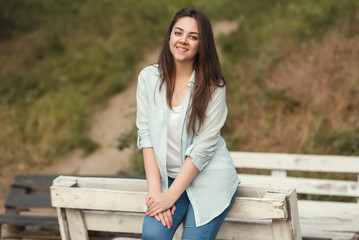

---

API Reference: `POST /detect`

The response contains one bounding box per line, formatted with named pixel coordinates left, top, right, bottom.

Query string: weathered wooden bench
left=231, top=151, right=359, bottom=240
left=50, top=175, right=302, bottom=240
left=0, top=174, right=60, bottom=239
left=0, top=174, right=145, bottom=240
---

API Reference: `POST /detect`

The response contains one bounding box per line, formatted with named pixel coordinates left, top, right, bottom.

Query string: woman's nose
left=179, top=35, right=188, bottom=44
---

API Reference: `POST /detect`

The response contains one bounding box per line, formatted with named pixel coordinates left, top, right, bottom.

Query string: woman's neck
left=174, top=61, right=194, bottom=83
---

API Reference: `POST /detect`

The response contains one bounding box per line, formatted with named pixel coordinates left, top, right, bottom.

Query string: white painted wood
left=51, top=177, right=291, bottom=220
left=302, top=230, right=357, bottom=240
left=298, top=200, right=359, bottom=232
left=238, top=174, right=359, bottom=197
left=65, top=208, right=89, bottom=240
left=76, top=177, right=148, bottom=192
left=227, top=196, right=287, bottom=220
left=287, top=190, right=301, bottom=240
left=51, top=176, right=301, bottom=240
left=231, top=151, right=359, bottom=173
left=56, top=207, right=70, bottom=240
left=232, top=150, right=359, bottom=239
left=85, top=211, right=143, bottom=233
left=217, top=220, right=273, bottom=240
left=271, top=170, right=287, bottom=177
left=272, top=220, right=294, bottom=240
left=51, top=187, right=147, bottom=212
left=173, top=223, right=183, bottom=240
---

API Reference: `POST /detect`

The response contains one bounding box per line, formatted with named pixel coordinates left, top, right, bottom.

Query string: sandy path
left=44, top=50, right=159, bottom=175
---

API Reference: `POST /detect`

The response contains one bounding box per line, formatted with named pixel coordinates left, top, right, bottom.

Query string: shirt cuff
left=137, top=132, right=153, bottom=149
left=186, top=144, right=212, bottom=172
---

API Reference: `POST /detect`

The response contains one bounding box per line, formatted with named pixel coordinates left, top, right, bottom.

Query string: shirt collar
left=187, top=70, right=195, bottom=87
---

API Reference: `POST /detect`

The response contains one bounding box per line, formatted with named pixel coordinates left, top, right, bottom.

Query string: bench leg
left=272, top=190, right=302, bottom=240
left=65, top=209, right=89, bottom=240
left=57, top=208, right=70, bottom=240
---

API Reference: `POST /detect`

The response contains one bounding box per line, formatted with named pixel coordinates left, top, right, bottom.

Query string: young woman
left=136, top=8, right=240, bottom=240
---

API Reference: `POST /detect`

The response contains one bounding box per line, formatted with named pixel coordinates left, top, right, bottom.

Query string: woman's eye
left=174, top=32, right=181, bottom=35
left=190, top=35, right=198, bottom=40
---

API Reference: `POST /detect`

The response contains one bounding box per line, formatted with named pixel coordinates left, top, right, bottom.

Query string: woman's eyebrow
left=174, top=27, right=199, bottom=36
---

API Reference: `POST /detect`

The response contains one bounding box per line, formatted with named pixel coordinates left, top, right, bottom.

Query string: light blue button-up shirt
left=136, top=65, right=240, bottom=227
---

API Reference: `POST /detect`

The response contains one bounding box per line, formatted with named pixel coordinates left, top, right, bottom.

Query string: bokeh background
left=1, top=0, right=358, bottom=209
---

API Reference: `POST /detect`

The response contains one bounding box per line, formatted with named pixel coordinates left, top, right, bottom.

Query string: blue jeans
left=142, top=177, right=236, bottom=240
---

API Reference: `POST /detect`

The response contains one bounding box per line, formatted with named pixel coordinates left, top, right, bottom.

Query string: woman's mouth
left=176, top=46, right=188, bottom=52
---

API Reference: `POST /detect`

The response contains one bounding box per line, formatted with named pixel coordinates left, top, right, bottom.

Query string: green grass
left=219, top=0, right=359, bottom=155
left=1, top=0, right=359, bottom=176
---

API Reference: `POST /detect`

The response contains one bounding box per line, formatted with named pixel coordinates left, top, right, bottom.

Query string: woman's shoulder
left=139, top=64, right=160, bottom=77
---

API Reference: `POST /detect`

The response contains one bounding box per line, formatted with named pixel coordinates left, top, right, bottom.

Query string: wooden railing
left=231, top=151, right=359, bottom=240
left=51, top=176, right=302, bottom=240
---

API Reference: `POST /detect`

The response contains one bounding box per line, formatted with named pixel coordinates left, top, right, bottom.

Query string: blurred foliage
left=219, top=0, right=359, bottom=156
left=0, top=0, right=246, bottom=173
left=117, top=125, right=143, bottom=175
left=1, top=0, right=359, bottom=176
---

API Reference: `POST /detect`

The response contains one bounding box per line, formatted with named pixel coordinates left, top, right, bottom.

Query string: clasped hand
left=146, top=192, right=175, bottom=217
left=145, top=192, right=176, bottom=229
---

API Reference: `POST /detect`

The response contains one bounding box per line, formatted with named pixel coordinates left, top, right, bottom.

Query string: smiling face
left=169, top=17, right=200, bottom=65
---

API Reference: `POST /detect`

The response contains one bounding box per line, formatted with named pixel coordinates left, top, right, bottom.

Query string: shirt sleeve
left=136, top=69, right=153, bottom=149
left=185, top=86, right=228, bottom=171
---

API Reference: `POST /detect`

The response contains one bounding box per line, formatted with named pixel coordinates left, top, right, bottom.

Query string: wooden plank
left=271, top=170, right=287, bottom=177
left=5, top=192, right=53, bottom=208
left=0, top=215, right=58, bottom=226
left=238, top=174, right=359, bottom=197
left=231, top=151, right=359, bottom=173
left=76, top=177, right=148, bottom=192
left=227, top=196, right=287, bottom=220
left=287, top=190, right=302, bottom=240
left=57, top=208, right=70, bottom=240
left=237, top=184, right=283, bottom=199
left=1, top=228, right=60, bottom=240
left=217, top=220, right=273, bottom=240
left=65, top=208, right=89, bottom=240
left=173, top=224, right=183, bottom=240
left=12, top=175, right=58, bottom=189
left=272, top=220, right=295, bottom=240
left=302, top=229, right=358, bottom=240
left=84, top=211, right=275, bottom=240
left=54, top=176, right=292, bottom=199
left=51, top=187, right=147, bottom=213
left=85, top=211, right=143, bottom=233
left=52, top=186, right=288, bottom=220
left=298, top=200, right=359, bottom=233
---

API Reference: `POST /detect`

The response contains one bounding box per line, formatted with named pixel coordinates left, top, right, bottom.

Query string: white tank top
left=166, top=105, right=182, bottom=178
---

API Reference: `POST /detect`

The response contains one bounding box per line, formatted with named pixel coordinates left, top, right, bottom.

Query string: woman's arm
left=143, top=147, right=162, bottom=194
left=143, top=147, right=177, bottom=229
left=146, top=156, right=198, bottom=216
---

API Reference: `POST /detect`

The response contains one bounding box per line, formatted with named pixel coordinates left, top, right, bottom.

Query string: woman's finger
left=163, top=210, right=171, bottom=229
left=171, top=205, right=176, bottom=215
left=155, top=214, right=160, bottom=222
left=158, top=212, right=166, bottom=227
left=149, top=207, right=161, bottom=217
left=166, top=209, right=173, bottom=227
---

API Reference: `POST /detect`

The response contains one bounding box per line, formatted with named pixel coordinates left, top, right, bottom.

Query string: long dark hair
left=158, top=8, right=225, bottom=133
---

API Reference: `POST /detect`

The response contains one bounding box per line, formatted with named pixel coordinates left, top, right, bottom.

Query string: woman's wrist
left=165, top=188, right=179, bottom=205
